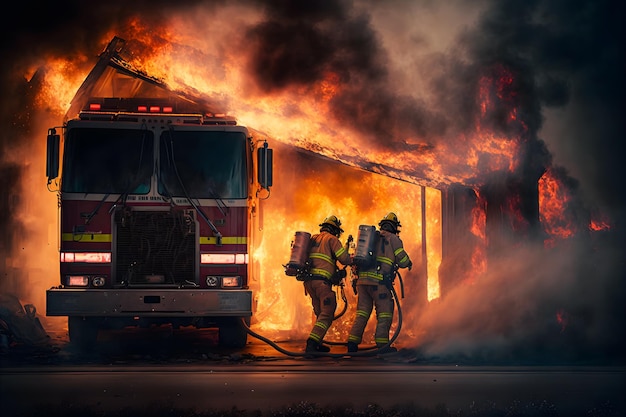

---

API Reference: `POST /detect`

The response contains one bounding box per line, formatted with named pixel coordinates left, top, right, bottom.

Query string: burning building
left=1, top=0, right=624, bottom=363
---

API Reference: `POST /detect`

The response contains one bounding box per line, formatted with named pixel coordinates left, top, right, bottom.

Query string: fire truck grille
left=114, top=209, right=196, bottom=286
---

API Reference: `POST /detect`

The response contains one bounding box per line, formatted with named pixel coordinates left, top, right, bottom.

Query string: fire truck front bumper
left=46, top=288, right=252, bottom=317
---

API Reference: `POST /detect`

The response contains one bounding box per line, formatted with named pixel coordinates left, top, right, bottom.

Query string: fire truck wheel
left=68, top=316, right=99, bottom=351
left=218, top=317, right=249, bottom=348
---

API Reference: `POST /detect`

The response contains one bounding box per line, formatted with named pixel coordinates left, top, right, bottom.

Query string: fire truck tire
left=68, top=316, right=99, bottom=351
left=218, top=317, right=249, bottom=348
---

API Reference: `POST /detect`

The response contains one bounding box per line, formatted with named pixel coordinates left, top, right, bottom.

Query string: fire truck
left=45, top=37, right=273, bottom=350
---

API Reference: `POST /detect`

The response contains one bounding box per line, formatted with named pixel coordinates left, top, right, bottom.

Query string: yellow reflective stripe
left=314, top=321, right=329, bottom=330
left=378, top=312, right=393, bottom=319
left=376, top=256, right=393, bottom=266
left=398, top=255, right=409, bottom=264
left=310, top=268, right=332, bottom=279
left=348, top=335, right=361, bottom=343
left=309, top=252, right=333, bottom=264
left=62, top=234, right=247, bottom=244
left=199, top=236, right=247, bottom=244
left=358, top=271, right=383, bottom=281
left=309, top=332, right=322, bottom=342
left=356, top=310, right=370, bottom=318
left=62, top=233, right=111, bottom=242
left=335, top=246, right=346, bottom=257
left=375, top=337, right=390, bottom=344
left=393, top=248, right=404, bottom=256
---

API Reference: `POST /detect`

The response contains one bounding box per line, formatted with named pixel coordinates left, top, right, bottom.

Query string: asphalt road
left=1, top=324, right=625, bottom=416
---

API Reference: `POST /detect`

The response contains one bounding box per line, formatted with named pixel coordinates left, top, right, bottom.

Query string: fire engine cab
left=45, top=37, right=272, bottom=350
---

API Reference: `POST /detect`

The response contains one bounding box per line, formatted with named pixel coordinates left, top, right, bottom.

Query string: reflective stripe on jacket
left=357, top=229, right=411, bottom=284
left=308, top=231, right=352, bottom=280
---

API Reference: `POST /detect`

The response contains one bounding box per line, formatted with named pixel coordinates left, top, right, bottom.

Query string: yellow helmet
left=379, top=212, right=401, bottom=233
left=320, top=215, right=344, bottom=235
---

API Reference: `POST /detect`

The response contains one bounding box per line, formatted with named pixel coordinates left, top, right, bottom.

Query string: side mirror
left=257, top=142, right=273, bottom=190
left=46, top=129, right=60, bottom=183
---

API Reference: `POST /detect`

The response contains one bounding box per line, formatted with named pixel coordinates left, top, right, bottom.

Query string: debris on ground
left=0, top=293, right=53, bottom=354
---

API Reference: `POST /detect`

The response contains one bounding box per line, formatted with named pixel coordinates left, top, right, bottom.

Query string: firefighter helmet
left=320, top=215, right=344, bottom=235
left=379, top=212, right=401, bottom=233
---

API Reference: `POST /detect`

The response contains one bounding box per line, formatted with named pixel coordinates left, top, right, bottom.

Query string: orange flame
left=20, top=24, right=540, bottom=344
left=469, top=189, right=487, bottom=281
left=538, top=167, right=577, bottom=248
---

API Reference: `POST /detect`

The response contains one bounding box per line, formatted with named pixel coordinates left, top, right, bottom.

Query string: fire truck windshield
left=61, top=128, right=154, bottom=194
left=158, top=130, right=247, bottom=199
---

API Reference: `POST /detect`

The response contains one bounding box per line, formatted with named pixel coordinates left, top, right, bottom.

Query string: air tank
left=285, top=231, right=311, bottom=276
left=353, top=225, right=379, bottom=268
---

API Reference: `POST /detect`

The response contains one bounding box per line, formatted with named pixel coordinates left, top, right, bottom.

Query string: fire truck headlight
left=221, top=276, right=242, bottom=288
left=206, top=276, right=220, bottom=287
left=66, top=276, right=89, bottom=287
left=92, top=276, right=106, bottom=287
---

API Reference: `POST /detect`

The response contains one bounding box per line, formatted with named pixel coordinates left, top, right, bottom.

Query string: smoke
left=1, top=0, right=624, bottom=363
left=414, top=233, right=625, bottom=364
left=241, top=0, right=624, bottom=363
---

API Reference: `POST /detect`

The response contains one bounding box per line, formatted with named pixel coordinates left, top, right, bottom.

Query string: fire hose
left=240, top=270, right=404, bottom=358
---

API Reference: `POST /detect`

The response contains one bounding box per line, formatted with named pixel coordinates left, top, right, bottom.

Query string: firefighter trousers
left=303, top=279, right=337, bottom=344
left=347, top=284, right=394, bottom=346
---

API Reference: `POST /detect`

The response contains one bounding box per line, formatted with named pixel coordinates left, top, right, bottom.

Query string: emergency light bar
left=87, top=101, right=174, bottom=113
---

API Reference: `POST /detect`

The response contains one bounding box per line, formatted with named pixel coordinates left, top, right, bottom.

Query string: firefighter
left=304, top=215, right=353, bottom=354
left=347, top=212, right=412, bottom=354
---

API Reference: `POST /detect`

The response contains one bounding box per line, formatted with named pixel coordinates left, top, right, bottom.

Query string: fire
left=249, top=154, right=429, bottom=340
left=33, top=57, right=89, bottom=116
left=469, top=189, right=487, bottom=281
left=425, top=187, right=442, bottom=301
left=589, top=219, right=610, bottom=232
left=115, top=32, right=528, bottom=193
left=589, top=209, right=611, bottom=232
left=18, top=24, right=539, bottom=344
left=27, top=44, right=435, bottom=341
left=538, top=167, right=577, bottom=248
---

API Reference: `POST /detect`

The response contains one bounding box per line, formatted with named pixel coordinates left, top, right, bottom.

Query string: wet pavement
left=2, top=318, right=626, bottom=417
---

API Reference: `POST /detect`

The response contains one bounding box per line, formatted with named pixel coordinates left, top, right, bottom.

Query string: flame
left=538, top=167, right=577, bottom=248
left=425, top=188, right=442, bottom=301
left=589, top=219, right=610, bottom=232
left=589, top=209, right=611, bottom=232
left=34, top=57, right=90, bottom=116
left=505, top=192, right=530, bottom=234
left=469, top=189, right=487, bottom=281
left=31, top=52, right=437, bottom=340
left=112, top=33, right=528, bottom=191
left=17, top=19, right=542, bottom=344
left=249, top=160, right=430, bottom=340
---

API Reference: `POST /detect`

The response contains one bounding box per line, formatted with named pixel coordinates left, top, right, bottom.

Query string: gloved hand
left=407, top=261, right=413, bottom=271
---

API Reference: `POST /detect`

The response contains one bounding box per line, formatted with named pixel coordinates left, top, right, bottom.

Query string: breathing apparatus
left=262, top=219, right=406, bottom=358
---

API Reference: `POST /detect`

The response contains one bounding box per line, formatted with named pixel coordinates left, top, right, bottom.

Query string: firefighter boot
left=347, top=342, right=358, bottom=353
left=306, top=338, right=330, bottom=353
left=376, top=344, right=397, bottom=354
